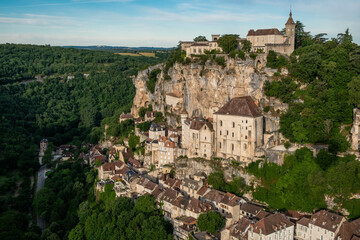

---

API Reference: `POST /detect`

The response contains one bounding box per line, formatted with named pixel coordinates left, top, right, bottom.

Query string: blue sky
left=0, top=0, right=359, bottom=47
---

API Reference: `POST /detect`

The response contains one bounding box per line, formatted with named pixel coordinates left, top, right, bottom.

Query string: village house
left=246, top=11, right=295, bottom=55
left=179, top=177, right=204, bottom=198
left=149, top=123, right=166, bottom=140
left=145, top=111, right=156, bottom=122
left=119, top=113, right=134, bottom=123
left=300, top=210, right=346, bottom=240
left=240, top=202, right=266, bottom=219
left=181, top=114, right=215, bottom=160
left=165, top=91, right=183, bottom=111
left=296, top=217, right=310, bottom=240
left=157, top=136, right=178, bottom=167
left=98, top=161, right=128, bottom=180
left=180, top=34, right=224, bottom=58
left=248, top=213, right=295, bottom=240
left=221, top=217, right=253, bottom=240
left=213, top=96, right=263, bottom=163
left=173, top=216, right=198, bottom=240
left=336, top=217, right=360, bottom=240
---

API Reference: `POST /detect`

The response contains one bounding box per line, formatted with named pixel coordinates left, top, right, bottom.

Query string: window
left=246, top=120, right=248, bottom=123
left=219, top=142, right=221, bottom=148
left=244, top=144, right=247, bottom=149
left=220, top=121, right=222, bottom=126
left=220, top=131, right=222, bottom=136
left=226, top=130, right=229, bottom=135
left=232, top=132, right=234, bottom=137
left=193, top=49, right=196, bottom=53
left=232, top=122, right=235, bottom=128
left=199, top=48, right=202, bottom=53
left=245, top=136, right=247, bottom=139
left=232, top=144, right=234, bottom=151
left=204, top=126, right=206, bottom=130
left=204, top=136, right=207, bottom=140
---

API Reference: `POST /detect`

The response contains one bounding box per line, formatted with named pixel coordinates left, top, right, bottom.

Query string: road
left=36, top=165, right=47, bottom=230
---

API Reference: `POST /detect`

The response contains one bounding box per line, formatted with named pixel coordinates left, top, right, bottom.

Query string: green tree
left=128, top=134, right=140, bottom=151
left=193, top=36, right=208, bottom=42
left=197, top=211, right=225, bottom=234
left=241, top=40, right=252, bottom=52
left=348, top=75, right=360, bottom=107
left=217, top=35, right=239, bottom=54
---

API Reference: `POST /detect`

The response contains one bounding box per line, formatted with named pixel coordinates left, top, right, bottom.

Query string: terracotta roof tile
left=310, top=210, right=345, bottom=233
left=247, top=28, right=282, bottom=36
left=253, top=213, right=294, bottom=235
left=214, top=96, right=262, bottom=117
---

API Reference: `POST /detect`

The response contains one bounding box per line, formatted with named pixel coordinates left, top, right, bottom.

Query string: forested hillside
left=253, top=29, right=360, bottom=217
left=0, top=44, right=169, bottom=240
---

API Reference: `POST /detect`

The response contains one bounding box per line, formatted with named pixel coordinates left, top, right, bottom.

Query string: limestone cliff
left=131, top=55, right=272, bottom=120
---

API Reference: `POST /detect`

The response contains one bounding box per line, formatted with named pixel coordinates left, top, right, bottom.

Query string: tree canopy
left=197, top=211, right=225, bottom=234
left=193, top=36, right=208, bottom=42
left=217, top=35, right=239, bottom=54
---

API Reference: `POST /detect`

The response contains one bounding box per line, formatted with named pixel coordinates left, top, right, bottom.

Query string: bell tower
left=285, top=10, right=296, bottom=53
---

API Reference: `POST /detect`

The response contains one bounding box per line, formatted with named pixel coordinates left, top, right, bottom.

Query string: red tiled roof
left=247, top=28, right=282, bottom=36
left=297, top=217, right=310, bottom=227
left=253, top=213, right=294, bottom=235
left=336, top=218, right=360, bottom=240
left=120, top=113, right=133, bottom=119
left=214, top=96, right=262, bottom=117
left=240, top=202, right=264, bottom=215
left=310, top=210, right=345, bottom=233
left=230, top=218, right=252, bottom=239
left=196, top=186, right=209, bottom=196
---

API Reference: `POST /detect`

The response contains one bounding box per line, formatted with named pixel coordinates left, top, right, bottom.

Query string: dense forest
left=0, top=44, right=169, bottom=240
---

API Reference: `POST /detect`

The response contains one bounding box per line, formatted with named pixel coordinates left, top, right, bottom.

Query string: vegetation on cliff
left=264, top=29, right=359, bottom=152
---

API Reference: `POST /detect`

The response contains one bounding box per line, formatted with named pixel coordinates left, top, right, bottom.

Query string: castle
left=180, top=11, right=295, bottom=57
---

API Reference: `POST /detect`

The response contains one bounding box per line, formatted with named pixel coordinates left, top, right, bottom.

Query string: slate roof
left=160, top=188, right=178, bottom=203
left=253, top=213, right=294, bottom=235
left=310, top=210, right=345, bottom=233
left=214, top=96, right=262, bottom=117
left=247, top=28, right=283, bottom=36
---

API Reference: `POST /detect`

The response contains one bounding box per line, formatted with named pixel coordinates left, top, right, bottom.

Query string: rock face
left=131, top=55, right=269, bottom=120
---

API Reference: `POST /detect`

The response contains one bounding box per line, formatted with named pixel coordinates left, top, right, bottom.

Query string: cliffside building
left=246, top=11, right=295, bottom=55
left=180, top=34, right=224, bottom=58
left=213, top=96, right=263, bottom=163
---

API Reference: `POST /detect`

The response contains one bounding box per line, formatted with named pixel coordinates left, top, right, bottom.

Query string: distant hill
left=62, top=45, right=174, bottom=52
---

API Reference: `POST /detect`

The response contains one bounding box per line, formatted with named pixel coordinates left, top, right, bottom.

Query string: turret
left=285, top=10, right=296, bottom=53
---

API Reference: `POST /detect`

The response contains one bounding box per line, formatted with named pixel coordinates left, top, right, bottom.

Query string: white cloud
left=0, top=14, right=82, bottom=27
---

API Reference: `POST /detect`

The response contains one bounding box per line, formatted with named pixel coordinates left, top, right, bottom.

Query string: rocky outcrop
left=131, top=55, right=271, bottom=120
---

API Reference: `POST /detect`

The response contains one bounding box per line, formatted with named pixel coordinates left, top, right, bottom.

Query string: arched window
left=220, top=121, right=223, bottom=126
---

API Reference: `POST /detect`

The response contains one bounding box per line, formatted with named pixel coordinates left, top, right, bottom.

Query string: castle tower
left=285, top=10, right=296, bottom=54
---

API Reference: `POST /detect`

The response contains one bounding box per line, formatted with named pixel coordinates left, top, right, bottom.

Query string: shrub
left=249, top=53, right=258, bottom=60
left=146, top=68, right=161, bottom=93
left=214, top=56, right=226, bottom=67
left=237, top=50, right=245, bottom=60
left=263, top=106, right=270, bottom=112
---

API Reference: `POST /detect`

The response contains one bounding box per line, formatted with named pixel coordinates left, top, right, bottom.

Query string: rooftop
left=214, top=96, right=262, bottom=117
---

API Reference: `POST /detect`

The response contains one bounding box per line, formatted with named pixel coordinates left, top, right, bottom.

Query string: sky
left=0, top=0, right=359, bottom=47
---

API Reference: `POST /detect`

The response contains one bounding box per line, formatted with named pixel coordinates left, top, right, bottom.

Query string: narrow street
left=36, top=165, right=47, bottom=230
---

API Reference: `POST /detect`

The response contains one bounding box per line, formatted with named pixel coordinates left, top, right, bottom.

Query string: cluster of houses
left=95, top=158, right=360, bottom=240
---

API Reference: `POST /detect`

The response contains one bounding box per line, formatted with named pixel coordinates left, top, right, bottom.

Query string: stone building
left=165, top=91, right=183, bottom=110
left=246, top=11, right=295, bottom=55
left=149, top=123, right=166, bottom=140
left=180, top=34, right=223, bottom=57
left=248, top=213, right=294, bottom=240
left=181, top=112, right=215, bottom=160
left=296, top=210, right=346, bottom=240
left=213, top=96, right=263, bottom=163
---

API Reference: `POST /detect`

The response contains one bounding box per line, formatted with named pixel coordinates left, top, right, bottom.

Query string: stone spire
left=286, top=10, right=295, bottom=25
